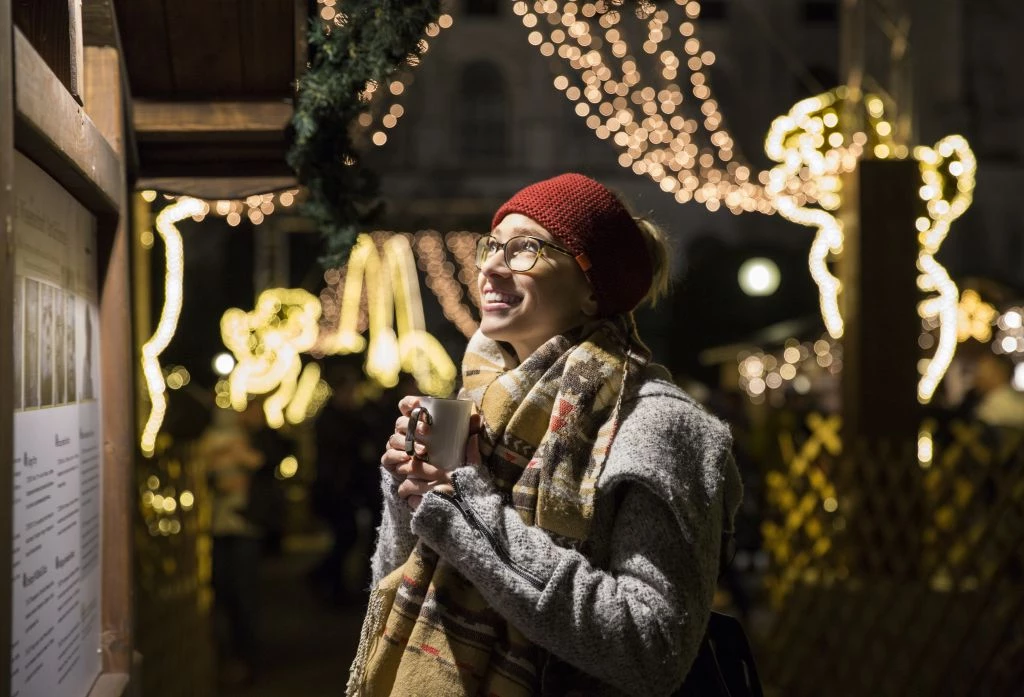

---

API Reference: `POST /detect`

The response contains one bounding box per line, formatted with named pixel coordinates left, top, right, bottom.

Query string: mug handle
left=405, top=406, right=433, bottom=458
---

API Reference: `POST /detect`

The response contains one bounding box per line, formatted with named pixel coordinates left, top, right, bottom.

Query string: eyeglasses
left=475, top=235, right=576, bottom=273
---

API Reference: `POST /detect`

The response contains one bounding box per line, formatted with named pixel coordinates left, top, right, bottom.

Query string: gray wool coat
left=364, top=370, right=743, bottom=696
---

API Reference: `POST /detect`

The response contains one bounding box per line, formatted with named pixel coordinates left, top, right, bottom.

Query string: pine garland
left=288, top=1, right=441, bottom=267
left=288, top=0, right=661, bottom=267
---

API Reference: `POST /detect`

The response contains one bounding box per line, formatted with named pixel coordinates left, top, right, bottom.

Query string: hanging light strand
left=515, top=0, right=776, bottom=214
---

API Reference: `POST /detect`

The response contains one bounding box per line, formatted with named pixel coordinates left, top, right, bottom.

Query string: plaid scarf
left=348, top=316, right=650, bottom=696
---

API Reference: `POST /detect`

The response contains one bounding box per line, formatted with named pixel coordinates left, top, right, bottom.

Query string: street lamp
left=738, top=257, right=780, bottom=297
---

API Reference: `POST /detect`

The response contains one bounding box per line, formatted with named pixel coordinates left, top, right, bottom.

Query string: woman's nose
left=479, top=246, right=511, bottom=276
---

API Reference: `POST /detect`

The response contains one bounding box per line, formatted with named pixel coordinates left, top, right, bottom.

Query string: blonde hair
left=634, top=216, right=671, bottom=308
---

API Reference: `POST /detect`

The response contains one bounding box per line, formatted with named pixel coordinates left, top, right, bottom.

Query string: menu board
left=10, top=153, right=102, bottom=697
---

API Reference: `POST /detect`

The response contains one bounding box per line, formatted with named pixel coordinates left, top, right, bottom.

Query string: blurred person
left=350, top=174, right=743, bottom=696
left=202, top=398, right=289, bottom=687
left=310, top=358, right=377, bottom=604
left=200, top=406, right=265, bottom=689
left=239, top=397, right=290, bottom=555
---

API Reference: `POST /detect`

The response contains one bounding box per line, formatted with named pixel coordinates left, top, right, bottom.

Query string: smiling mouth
left=482, top=290, right=523, bottom=308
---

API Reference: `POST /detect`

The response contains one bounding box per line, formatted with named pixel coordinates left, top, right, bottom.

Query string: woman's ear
left=581, top=289, right=599, bottom=317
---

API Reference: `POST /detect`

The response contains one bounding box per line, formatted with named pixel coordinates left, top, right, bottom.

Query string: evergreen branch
left=288, top=0, right=441, bottom=267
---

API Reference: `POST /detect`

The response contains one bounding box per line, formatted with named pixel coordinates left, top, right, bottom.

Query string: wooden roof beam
left=133, top=100, right=293, bottom=134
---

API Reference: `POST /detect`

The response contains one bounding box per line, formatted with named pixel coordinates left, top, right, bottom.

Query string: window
left=465, top=0, right=500, bottom=16
left=459, top=61, right=508, bottom=162
left=803, top=1, right=838, bottom=22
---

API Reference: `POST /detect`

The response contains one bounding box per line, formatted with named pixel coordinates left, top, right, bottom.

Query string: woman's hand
left=381, top=395, right=424, bottom=485
left=382, top=395, right=453, bottom=510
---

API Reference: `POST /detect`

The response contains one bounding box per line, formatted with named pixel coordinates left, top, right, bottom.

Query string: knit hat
left=491, top=173, right=652, bottom=316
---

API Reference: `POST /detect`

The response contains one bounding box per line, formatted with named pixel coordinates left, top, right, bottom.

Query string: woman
left=348, top=173, right=743, bottom=696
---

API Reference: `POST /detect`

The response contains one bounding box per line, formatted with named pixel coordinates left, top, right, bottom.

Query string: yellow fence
left=759, top=415, right=1024, bottom=696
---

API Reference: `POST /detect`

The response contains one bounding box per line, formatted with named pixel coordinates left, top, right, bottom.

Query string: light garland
left=284, top=362, right=326, bottom=425
left=955, top=289, right=997, bottom=343
left=316, top=232, right=460, bottom=396
left=764, top=89, right=975, bottom=404
left=220, top=288, right=322, bottom=428
left=415, top=231, right=480, bottom=337
left=317, top=0, right=455, bottom=148
left=914, top=135, right=975, bottom=402
left=516, top=0, right=776, bottom=214
left=737, top=336, right=842, bottom=405
left=140, top=197, right=206, bottom=456
left=147, top=189, right=302, bottom=228
left=994, top=307, right=1024, bottom=355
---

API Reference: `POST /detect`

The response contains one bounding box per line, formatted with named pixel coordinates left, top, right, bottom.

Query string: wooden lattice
left=759, top=416, right=1024, bottom=697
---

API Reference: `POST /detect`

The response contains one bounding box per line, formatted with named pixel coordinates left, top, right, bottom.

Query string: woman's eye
left=521, top=239, right=541, bottom=254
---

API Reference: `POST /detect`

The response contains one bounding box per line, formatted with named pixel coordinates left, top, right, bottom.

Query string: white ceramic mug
left=404, top=397, right=473, bottom=471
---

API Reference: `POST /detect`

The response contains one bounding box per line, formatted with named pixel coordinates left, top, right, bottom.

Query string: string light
left=516, top=0, right=776, bottom=214
left=316, top=233, right=460, bottom=396
left=415, top=231, right=480, bottom=337
left=736, top=336, right=841, bottom=404
left=141, top=197, right=205, bottom=456
left=163, top=189, right=302, bottom=227
left=914, top=135, right=975, bottom=403
left=994, top=307, right=1024, bottom=356
left=320, top=0, right=455, bottom=147
left=764, top=88, right=975, bottom=404
left=220, top=288, right=322, bottom=427
left=956, top=290, right=997, bottom=343
left=284, top=362, right=326, bottom=425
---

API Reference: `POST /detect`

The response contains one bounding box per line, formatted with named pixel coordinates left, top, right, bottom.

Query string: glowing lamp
left=738, top=258, right=780, bottom=297
left=212, top=352, right=236, bottom=376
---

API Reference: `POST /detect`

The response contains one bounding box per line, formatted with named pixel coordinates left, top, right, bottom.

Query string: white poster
left=10, top=153, right=102, bottom=697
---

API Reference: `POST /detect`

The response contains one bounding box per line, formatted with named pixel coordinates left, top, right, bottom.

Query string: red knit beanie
left=491, top=173, right=652, bottom=317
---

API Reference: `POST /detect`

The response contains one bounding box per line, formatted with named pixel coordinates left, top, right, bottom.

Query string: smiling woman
left=350, top=173, right=743, bottom=697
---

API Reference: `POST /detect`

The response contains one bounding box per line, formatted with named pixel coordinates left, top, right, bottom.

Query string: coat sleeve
left=368, top=470, right=418, bottom=589
left=410, top=453, right=732, bottom=697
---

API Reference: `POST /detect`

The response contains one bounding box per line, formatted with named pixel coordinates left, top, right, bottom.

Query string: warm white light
left=277, top=455, right=299, bottom=479
left=1014, top=363, right=1024, bottom=392
left=738, top=258, right=780, bottom=296
left=212, top=352, right=236, bottom=376
left=141, top=196, right=205, bottom=456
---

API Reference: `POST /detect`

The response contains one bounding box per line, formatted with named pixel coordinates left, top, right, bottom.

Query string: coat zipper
left=441, top=475, right=546, bottom=592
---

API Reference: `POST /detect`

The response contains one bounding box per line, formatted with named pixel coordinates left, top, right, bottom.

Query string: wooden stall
left=1, top=1, right=134, bottom=696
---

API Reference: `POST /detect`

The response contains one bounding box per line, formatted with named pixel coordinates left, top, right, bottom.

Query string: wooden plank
left=11, top=0, right=73, bottom=94
left=82, top=0, right=118, bottom=46
left=69, top=0, right=84, bottom=101
left=13, top=28, right=122, bottom=217
left=110, top=0, right=173, bottom=96
left=136, top=176, right=298, bottom=200
left=0, top=1, right=18, bottom=695
left=163, top=0, right=243, bottom=97
left=240, top=0, right=296, bottom=97
left=133, top=99, right=292, bottom=133
left=84, top=44, right=134, bottom=678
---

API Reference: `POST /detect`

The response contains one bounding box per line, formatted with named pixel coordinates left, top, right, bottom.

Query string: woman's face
left=478, top=213, right=596, bottom=361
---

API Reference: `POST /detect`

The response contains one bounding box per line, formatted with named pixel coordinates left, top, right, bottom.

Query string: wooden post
left=0, top=3, right=18, bottom=697
left=84, top=44, right=134, bottom=679
left=840, top=159, right=921, bottom=445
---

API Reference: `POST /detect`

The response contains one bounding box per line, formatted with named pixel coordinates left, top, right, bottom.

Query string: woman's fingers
left=397, top=476, right=452, bottom=510
left=397, top=395, right=422, bottom=417
left=395, top=458, right=445, bottom=481
left=393, top=415, right=431, bottom=438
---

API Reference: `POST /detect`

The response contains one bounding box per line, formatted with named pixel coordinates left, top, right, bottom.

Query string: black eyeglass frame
left=475, top=234, right=578, bottom=273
